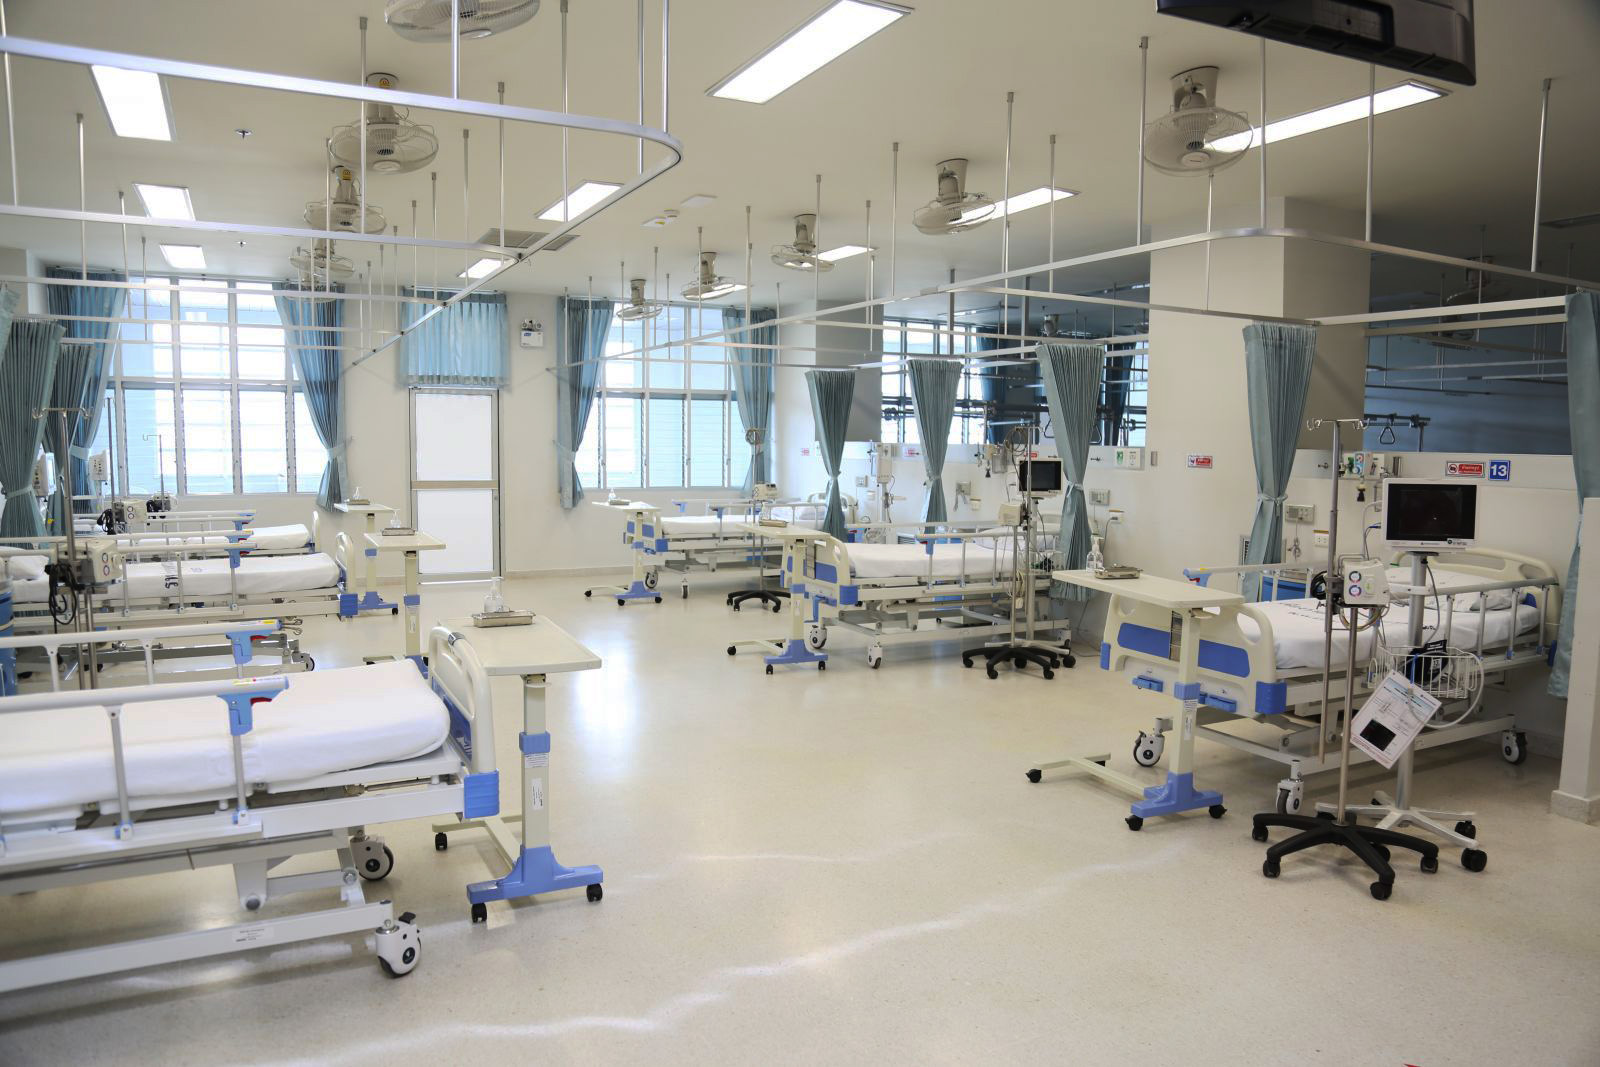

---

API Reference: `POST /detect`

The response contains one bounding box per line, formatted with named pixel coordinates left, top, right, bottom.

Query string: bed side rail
left=1101, top=594, right=1285, bottom=716
left=427, top=625, right=499, bottom=790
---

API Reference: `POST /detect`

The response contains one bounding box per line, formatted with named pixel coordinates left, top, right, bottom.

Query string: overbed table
left=363, top=531, right=444, bottom=663
left=335, top=502, right=397, bottom=613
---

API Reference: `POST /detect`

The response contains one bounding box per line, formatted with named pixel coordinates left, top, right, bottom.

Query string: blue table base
left=1131, top=772, right=1223, bottom=819
left=467, top=845, right=602, bottom=905
left=613, top=579, right=659, bottom=603
left=764, top=638, right=827, bottom=669
left=358, top=590, right=397, bottom=613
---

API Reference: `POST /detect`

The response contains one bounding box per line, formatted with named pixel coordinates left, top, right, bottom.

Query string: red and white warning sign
left=1187, top=454, right=1214, bottom=470
left=1445, top=461, right=1485, bottom=478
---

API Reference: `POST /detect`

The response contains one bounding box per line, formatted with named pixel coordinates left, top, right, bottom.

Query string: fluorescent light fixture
left=90, top=65, right=174, bottom=141
left=538, top=180, right=623, bottom=222
left=458, top=257, right=504, bottom=279
left=1209, top=81, right=1446, bottom=154
left=159, top=244, right=206, bottom=270
left=132, top=183, right=194, bottom=221
left=960, top=187, right=1076, bottom=224
left=709, top=0, right=909, bottom=104
left=817, top=244, right=873, bottom=262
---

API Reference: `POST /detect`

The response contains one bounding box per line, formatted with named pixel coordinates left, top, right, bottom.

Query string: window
left=879, top=317, right=985, bottom=446
left=101, top=277, right=328, bottom=495
left=577, top=304, right=750, bottom=489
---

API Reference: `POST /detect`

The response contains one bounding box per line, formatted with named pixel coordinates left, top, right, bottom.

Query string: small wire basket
left=1369, top=639, right=1486, bottom=723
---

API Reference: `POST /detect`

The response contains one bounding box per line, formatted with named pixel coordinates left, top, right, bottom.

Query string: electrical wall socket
left=1088, top=488, right=1111, bottom=507
left=955, top=481, right=973, bottom=496
left=1313, top=530, right=1330, bottom=548
left=854, top=475, right=869, bottom=488
left=1284, top=503, right=1314, bottom=524
left=1106, top=508, right=1124, bottom=524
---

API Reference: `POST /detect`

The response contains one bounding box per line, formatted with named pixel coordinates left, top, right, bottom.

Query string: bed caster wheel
left=584, top=590, right=592, bottom=598
left=1132, top=732, right=1164, bottom=768
left=806, top=626, right=827, bottom=651
left=1208, top=804, right=1226, bottom=819
left=643, top=570, right=658, bottom=590
left=354, top=840, right=395, bottom=881
left=1420, top=854, right=1439, bottom=874
left=434, top=832, right=448, bottom=851
left=681, top=586, right=688, bottom=600
left=1275, top=787, right=1302, bottom=815
left=818, top=661, right=826, bottom=671
left=1454, top=820, right=1477, bottom=838
left=765, top=665, right=774, bottom=675
left=654, top=596, right=662, bottom=603
left=985, top=665, right=998, bottom=679
left=867, top=646, right=883, bottom=670
left=376, top=912, right=420, bottom=976
left=1369, top=881, right=1392, bottom=901
left=1501, top=730, right=1528, bottom=765
left=471, top=902, right=488, bottom=924
left=1462, top=848, right=1488, bottom=872
left=1125, top=815, right=1143, bottom=832
left=1026, top=769, right=1042, bottom=783
left=301, top=655, right=316, bottom=672
left=1262, top=857, right=1280, bottom=878
left=727, top=645, right=737, bottom=656
left=1251, top=824, right=1269, bottom=843
left=586, top=883, right=603, bottom=903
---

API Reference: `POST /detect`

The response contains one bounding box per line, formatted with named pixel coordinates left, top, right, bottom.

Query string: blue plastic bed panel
left=625, top=520, right=636, bottom=535
left=1200, top=692, right=1238, bottom=713
left=1099, top=642, right=1111, bottom=670
left=1255, top=681, right=1288, bottom=715
left=1197, top=639, right=1251, bottom=678
left=1174, top=681, right=1201, bottom=700
left=840, top=584, right=860, bottom=607
left=1117, top=622, right=1172, bottom=659
left=443, top=694, right=475, bottom=759
left=462, top=770, right=501, bottom=818
left=338, top=590, right=359, bottom=617
left=1132, top=674, right=1165, bottom=694
left=1262, top=579, right=1307, bottom=601
left=813, top=561, right=838, bottom=584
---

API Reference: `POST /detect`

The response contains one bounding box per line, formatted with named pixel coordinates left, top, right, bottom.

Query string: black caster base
left=1126, top=815, right=1144, bottom=831
left=963, top=643, right=1060, bottom=679
left=727, top=589, right=789, bottom=612
left=1025, top=768, right=1042, bottom=783
left=1208, top=804, right=1226, bottom=819
left=471, top=901, right=487, bottom=924
left=765, top=665, right=773, bottom=675
left=727, top=645, right=737, bottom=656
left=434, top=832, right=448, bottom=851
left=1462, top=848, right=1488, bottom=872
left=1251, top=811, right=1439, bottom=900
left=587, top=883, right=603, bottom=903
left=584, top=590, right=592, bottom=597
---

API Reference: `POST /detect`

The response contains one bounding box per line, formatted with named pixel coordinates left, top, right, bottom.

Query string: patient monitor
left=1018, top=459, right=1062, bottom=496
left=1383, top=479, right=1478, bottom=551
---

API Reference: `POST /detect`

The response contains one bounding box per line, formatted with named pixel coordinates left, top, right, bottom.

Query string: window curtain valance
left=557, top=296, right=613, bottom=509
left=723, top=306, right=777, bottom=492
left=45, top=266, right=126, bottom=516
left=1241, top=323, right=1317, bottom=601
left=1038, top=343, right=1104, bottom=601
left=402, top=288, right=508, bottom=388
left=0, top=315, right=64, bottom=537
left=272, top=284, right=345, bottom=509
left=1552, top=290, right=1599, bottom=697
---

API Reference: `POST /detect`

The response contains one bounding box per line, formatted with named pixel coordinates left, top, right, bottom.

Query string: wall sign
left=1445, top=461, right=1485, bottom=478
left=1488, top=460, right=1512, bottom=482
left=1187, top=454, right=1214, bottom=470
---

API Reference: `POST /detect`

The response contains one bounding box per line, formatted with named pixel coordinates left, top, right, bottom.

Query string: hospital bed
left=1104, top=548, right=1560, bottom=811
left=779, top=522, right=1069, bottom=669
left=0, top=625, right=524, bottom=991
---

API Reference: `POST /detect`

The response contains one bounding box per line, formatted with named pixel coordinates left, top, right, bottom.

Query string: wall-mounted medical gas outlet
left=1087, top=488, right=1111, bottom=507
left=1313, top=530, right=1330, bottom=548
left=1106, top=508, right=1124, bottom=524
left=1284, top=503, right=1314, bottom=524
left=519, top=320, right=544, bottom=348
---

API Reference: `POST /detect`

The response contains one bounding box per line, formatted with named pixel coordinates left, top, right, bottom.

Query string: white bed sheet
left=845, top=541, right=1014, bottom=580
left=120, top=553, right=340, bottom=599
left=0, top=660, right=449, bottom=817
left=121, top=523, right=311, bottom=553
left=1237, top=597, right=1541, bottom=672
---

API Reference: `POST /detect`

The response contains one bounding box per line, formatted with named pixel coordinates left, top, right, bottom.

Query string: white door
left=411, top=390, right=499, bottom=576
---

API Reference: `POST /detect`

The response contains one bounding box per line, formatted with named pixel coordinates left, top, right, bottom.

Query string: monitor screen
left=1018, top=459, right=1062, bottom=494
left=1384, top=481, right=1478, bottom=548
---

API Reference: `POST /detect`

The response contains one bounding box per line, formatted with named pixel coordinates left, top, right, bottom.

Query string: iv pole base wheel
left=1251, top=811, right=1439, bottom=900
left=962, top=642, right=1059, bottom=679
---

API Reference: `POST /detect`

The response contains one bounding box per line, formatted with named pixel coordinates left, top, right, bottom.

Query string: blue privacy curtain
left=273, top=285, right=345, bottom=508
left=806, top=368, right=856, bottom=539
left=557, top=296, right=613, bottom=508
left=724, top=306, right=777, bottom=491
left=1241, top=323, right=1317, bottom=601
left=45, top=342, right=105, bottom=533
left=907, top=358, right=962, bottom=523
left=1038, top=343, right=1104, bottom=600
left=0, top=318, right=65, bottom=536
left=46, top=266, right=126, bottom=514
left=402, top=288, right=508, bottom=387
left=1551, top=291, right=1599, bottom=697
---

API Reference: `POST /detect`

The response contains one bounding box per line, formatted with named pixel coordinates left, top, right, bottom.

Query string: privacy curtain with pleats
left=401, top=288, right=508, bottom=387
left=45, top=266, right=126, bottom=515
left=44, top=342, right=104, bottom=533
left=907, top=358, right=962, bottom=523
left=0, top=317, right=64, bottom=537
left=1038, top=343, right=1104, bottom=601
left=557, top=296, right=613, bottom=508
left=806, top=368, right=856, bottom=539
left=273, top=285, right=345, bottom=508
left=1551, top=291, right=1599, bottom=697
left=724, top=306, right=777, bottom=492
left=1241, top=323, right=1317, bottom=601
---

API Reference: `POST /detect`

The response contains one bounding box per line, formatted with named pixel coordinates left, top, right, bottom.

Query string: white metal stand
left=363, top=531, right=445, bottom=663
left=333, top=501, right=397, bottom=613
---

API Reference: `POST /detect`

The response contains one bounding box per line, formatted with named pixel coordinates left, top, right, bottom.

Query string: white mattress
left=7, top=576, right=48, bottom=604
left=120, top=553, right=340, bottom=599
left=121, top=523, right=311, bottom=553
left=845, top=541, right=1015, bottom=580
left=0, top=660, right=450, bottom=817
left=1238, top=597, right=1542, bottom=672
left=658, top=513, right=819, bottom=537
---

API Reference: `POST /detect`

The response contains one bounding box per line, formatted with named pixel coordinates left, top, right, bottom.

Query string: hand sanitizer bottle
left=484, top=576, right=507, bottom=615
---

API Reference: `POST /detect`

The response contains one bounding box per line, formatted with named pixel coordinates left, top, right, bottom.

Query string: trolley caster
left=376, top=912, right=420, bottom=977
left=732, top=604, right=741, bottom=612
left=471, top=901, right=488, bottom=924
left=1262, top=857, right=1280, bottom=878
left=586, top=883, right=603, bottom=903
left=1125, top=815, right=1144, bottom=832
left=654, top=596, right=662, bottom=603
left=867, top=645, right=883, bottom=670
left=434, top=832, right=448, bottom=851
left=727, top=645, right=737, bottom=656
left=681, top=585, right=688, bottom=600
left=1132, top=731, right=1164, bottom=768
left=1454, top=820, right=1477, bottom=838
left=353, top=838, right=394, bottom=881
left=772, top=602, right=781, bottom=613
left=1251, top=824, right=1269, bottom=842
left=961, top=655, right=974, bottom=668
left=1462, top=848, right=1488, bottom=872
left=1014, top=655, right=1026, bottom=669
left=1420, top=854, right=1439, bottom=874
left=985, top=665, right=998, bottom=679
left=1275, top=775, right=1304, bottom=815
left=616, top=599, right=625, bottom=607
left=1025, top=769, right=1042, bottom=783
left=806, top=625, right=827, bottom=651
left=818, top=661, right=826, bottom=671
left=765, top=665, right=774, bottom=675
left=1370, top=881, right=1393, bottom=901
left=643, top=570, right=658, bottom=591
left=1208, top=804, right=1226, bottom=819
left=584, top=590, right=592, bottom=598
left=1042, top=668, right=1054, bottom=680
left=1062, top=654, right=1076, bottom=669
left=1501, top=730, right=1528, bottom=765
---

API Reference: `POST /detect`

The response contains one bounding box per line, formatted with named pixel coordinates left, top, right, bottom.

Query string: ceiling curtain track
left=0, top=316, right=64, bottom=537
left=272, top=284, right=346, bottom=510
left=1550, top=290, right=1599, bottom=698
left=402, top=287, right=509, bottom=388
left=907, top=358, right=962, bottom=524
left=722, top=306, right=776, bottom=493
left=1240, top=323, right=1317, bottom=602
left=805, top=368, right=857, bottom=539
left=557, top=296, right=614, bottom=509
left=45, top=266, right=126, bottom=517
left=1037, top=342, right=1104, bottom=602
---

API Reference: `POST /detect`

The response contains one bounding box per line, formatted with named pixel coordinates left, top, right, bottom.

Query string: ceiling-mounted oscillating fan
left=289, top=238, right=355, bottom=285
left=1439, top=257, right=1511, bottom=341
left=328, top=73, right=439, bottom=174
left=617, top=277, right=667, bottom=321
left=681, top=252, right=743, bottom=300
left=304, top=167, right=388, bottom=234
left=1142, top=66, right=1252, bottom=177
left=385, top=0, right=540, bottom=42
left=772, top=213, right=834, bottom=273
left=913, top=158, right=994, bottom=236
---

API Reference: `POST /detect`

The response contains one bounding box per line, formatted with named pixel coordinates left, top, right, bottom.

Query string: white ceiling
left=4, top=0, right=1598, bottom=317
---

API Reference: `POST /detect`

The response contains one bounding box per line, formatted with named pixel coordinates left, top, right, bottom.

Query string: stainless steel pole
left=1135, top=36, right=1147, bottom=245
left=1530, top=77, right=1551, bottom=271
